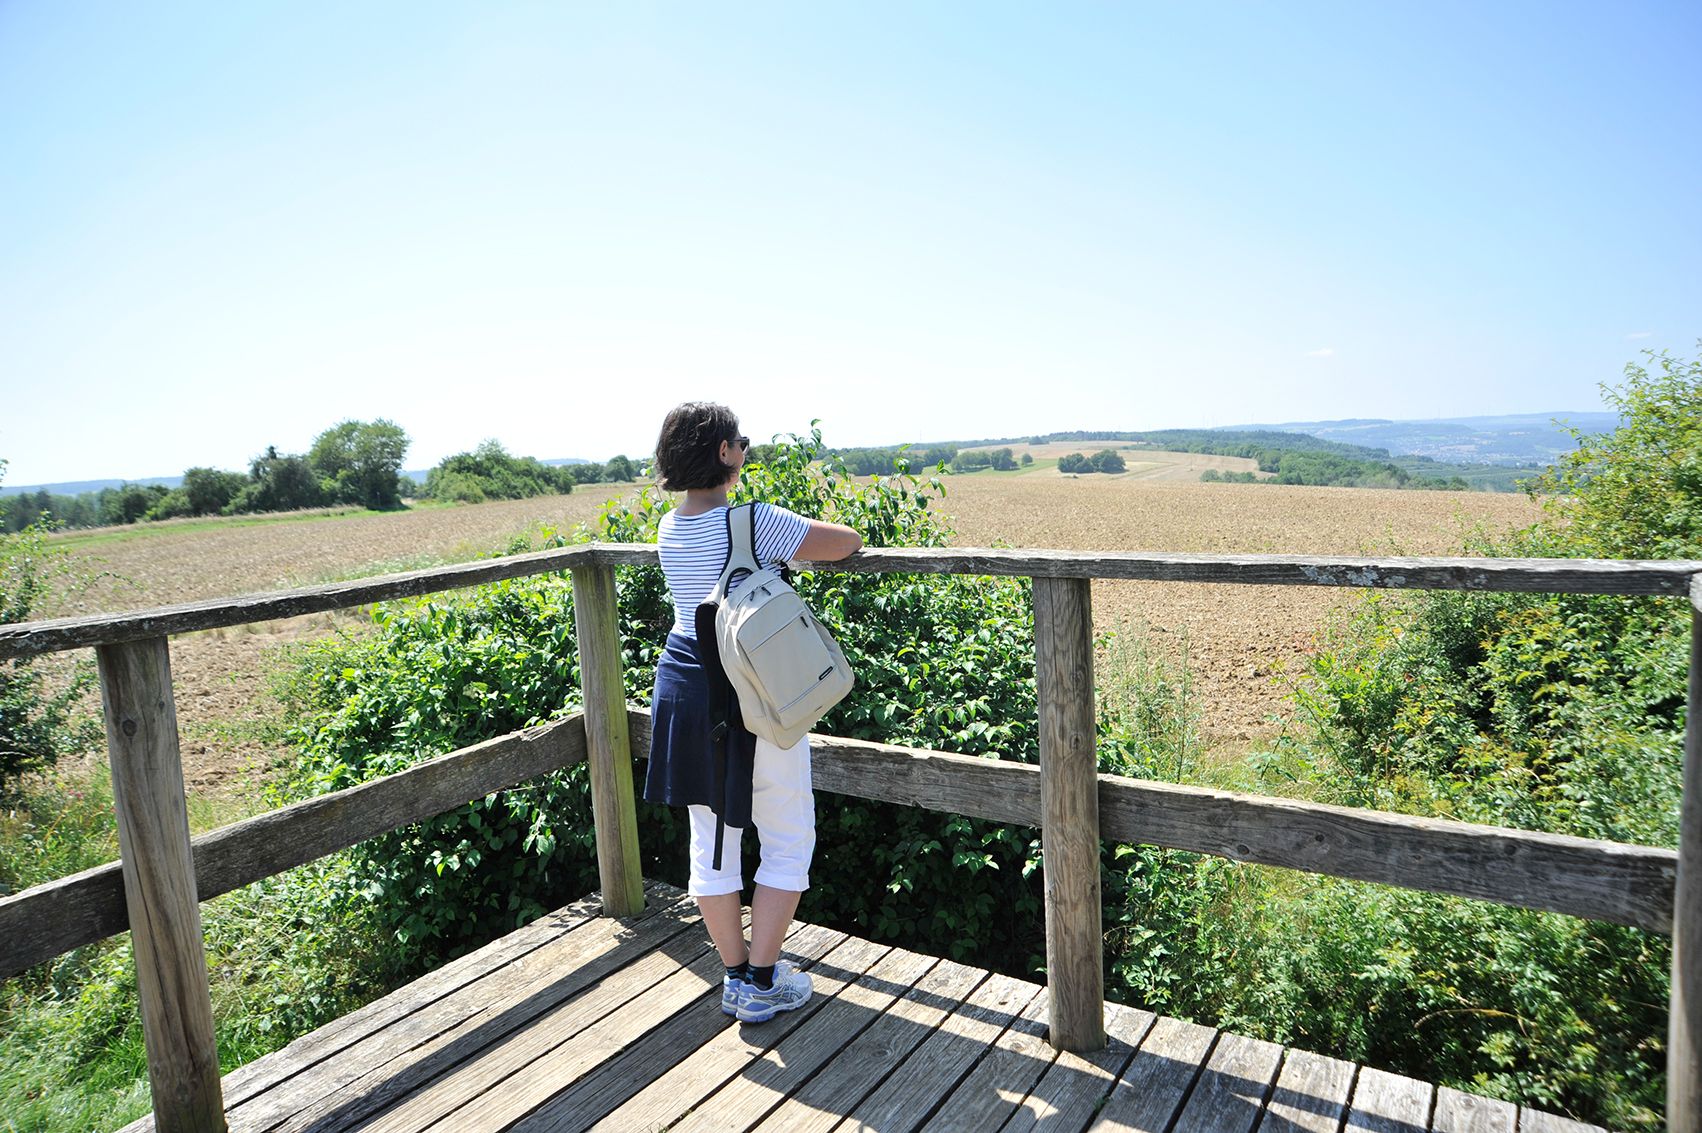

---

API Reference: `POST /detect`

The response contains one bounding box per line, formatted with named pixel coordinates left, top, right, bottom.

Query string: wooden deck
left=120, top=883, right=1609, bottom=1133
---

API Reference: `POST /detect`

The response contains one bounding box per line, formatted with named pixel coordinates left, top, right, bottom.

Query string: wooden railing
left=1, top=544, right=1698, bottom=1133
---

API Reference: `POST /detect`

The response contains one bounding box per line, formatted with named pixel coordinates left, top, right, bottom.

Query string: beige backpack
left=705, top=504, right=854, bottom=748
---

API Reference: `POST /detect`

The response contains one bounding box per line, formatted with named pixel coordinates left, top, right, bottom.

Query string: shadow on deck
left=118, top=882, right=1606, bottom=1133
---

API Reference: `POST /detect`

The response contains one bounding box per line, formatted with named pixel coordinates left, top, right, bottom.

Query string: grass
left=48, top=505, right=401, bottom=549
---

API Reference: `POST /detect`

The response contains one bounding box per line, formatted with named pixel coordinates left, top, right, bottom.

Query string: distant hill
left=1225, top=412, right=1618, bottom=466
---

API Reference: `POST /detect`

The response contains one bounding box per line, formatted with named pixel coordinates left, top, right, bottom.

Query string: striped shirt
left=657, top=502, right=812, bottom=639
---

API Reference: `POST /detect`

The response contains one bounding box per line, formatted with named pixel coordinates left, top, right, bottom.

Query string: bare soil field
left=36, top=474, right=1542, bottom=796
left=936, top=474, right=1542, bottom=742
left=959, top=444, right=1267, bottom=481
left=44, top=488, right=645, bottom=794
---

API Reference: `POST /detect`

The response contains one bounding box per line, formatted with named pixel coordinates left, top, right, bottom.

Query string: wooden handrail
left=4, top=544, right=1698, bottom=659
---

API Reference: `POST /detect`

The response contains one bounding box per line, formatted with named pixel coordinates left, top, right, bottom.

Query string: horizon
left=3, top=3, right=1696, bottom=486
left=0, top=407, right=1619, bottom=493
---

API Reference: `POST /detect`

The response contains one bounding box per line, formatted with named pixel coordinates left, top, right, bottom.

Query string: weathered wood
left=0, top=544, right=601, bottom=660
left=835, top=972, right=1041, bottom=1133
left=1033, top=575, right=1105, bottom=1053
left=1518, top=1109, right=1608, bottom=1133
left=1344, top=1066, right=1433, bottom=1133
left=928, top=986, right=1059, bottom=1131
left=8, top=544, right=1696, bottom=661
left=1000, top=999, right=1151, bottom=1133
left=1173, top=1032, right=1285, bottom=1133
left=1091, top=1015, right=1218, bottom=1132
left=591, top=542, right=1702, bottom=595
left=750, top=957, right=986, bottom=1132
left=97, top=638, right=226, bottom=1133
left=1255, top=1048, right=1356, bottom=1133
left=632, top=713, right=1678, bottom=934
left=1096, top=771, right=1676, bottom=934
left=230, top=889, right=703, bottom=1133
left=1673, top=600, right=1702, bottom=1133
left=0, top=713, right=589, bottom=979
left=1432, top=1085, right=1516, bottom=1133
left=625, top=934, right=896, bottom=1133
left=114, top=885, right=663, bottom=1133
left=570, top=563, right=644, bottom=918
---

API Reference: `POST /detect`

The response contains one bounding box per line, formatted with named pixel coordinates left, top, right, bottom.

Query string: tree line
left=0, top=428, right=654, bottom=533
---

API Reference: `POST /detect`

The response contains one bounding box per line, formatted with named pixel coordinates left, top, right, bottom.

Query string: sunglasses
left=733, top=436, right=751, bottom=451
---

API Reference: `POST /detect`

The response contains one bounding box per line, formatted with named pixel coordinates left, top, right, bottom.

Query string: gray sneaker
left=734, top=959, right=812, bottom=1023
left=721, top=973, right=744, bottom=1017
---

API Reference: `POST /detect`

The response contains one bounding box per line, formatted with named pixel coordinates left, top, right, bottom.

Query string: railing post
left=570, top=561, right=646, bottom=918
left=96, top=637, right=226, bottom=1133
left=1671, top=580, right=1702, bottom=1132
left=1032, top=574, right=1106, bottom=1051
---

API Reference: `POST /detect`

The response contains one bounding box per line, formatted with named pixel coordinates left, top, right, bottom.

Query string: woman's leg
left=748, top=735, right=815, bottom=967
left=687, top=804, right=747, bottom=967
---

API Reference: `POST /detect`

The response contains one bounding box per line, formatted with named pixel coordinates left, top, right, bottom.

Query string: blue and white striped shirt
left=658, top=502, right=812, bottom=639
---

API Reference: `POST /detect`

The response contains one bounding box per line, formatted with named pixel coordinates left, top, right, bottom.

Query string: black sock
left=748, top=963, right=775, bottom=990
left=726, top=962, right=751, bottom=983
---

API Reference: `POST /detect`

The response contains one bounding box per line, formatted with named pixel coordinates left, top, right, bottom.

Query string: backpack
left=703, top=503, right=854, bottom=750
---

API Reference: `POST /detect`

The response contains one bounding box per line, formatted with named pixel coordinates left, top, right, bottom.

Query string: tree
left=309, top=419, right=410, bottom=510
left=182, top=466, right=249, bottom=516
left=233, top=446, right=324, bottom=514
left=604, top=454, right=636, bottom=482
left=1020, top=453, right=1034, bottom=466
left=1091, top=449, right=1126, bottom=474
left=1058, top=453, right=1089, bottom=474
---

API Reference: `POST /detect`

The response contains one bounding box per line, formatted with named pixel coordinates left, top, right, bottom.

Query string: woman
left=645, top=402, right=863, bottom=1022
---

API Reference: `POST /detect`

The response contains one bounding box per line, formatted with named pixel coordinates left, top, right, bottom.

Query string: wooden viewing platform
left=3, top=543, right=1699, bottom=1132
left=118, top=883, right=1606, bottom=1133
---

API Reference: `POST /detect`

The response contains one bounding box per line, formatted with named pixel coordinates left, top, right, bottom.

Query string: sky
left=2, top=1, right=1698, bottom=487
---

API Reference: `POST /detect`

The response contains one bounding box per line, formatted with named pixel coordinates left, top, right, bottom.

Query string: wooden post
left=96, top=637, right=226, bottom=1133
left=1671, top=584, right=1702, bottom=1132
left=1032, top=575, right=1105, bottom=1051
left=570, top=562, right=645, bottom=918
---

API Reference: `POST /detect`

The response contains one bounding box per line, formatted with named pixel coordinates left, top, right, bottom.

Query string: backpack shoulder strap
left=710, top=503, right=763, bottom=600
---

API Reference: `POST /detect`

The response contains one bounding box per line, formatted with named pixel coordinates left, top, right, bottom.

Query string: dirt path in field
left=936, top=476, right=1542, bottom=743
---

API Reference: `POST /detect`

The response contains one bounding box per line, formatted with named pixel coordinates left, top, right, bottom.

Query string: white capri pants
left=687, top=734, right=815, bottom=896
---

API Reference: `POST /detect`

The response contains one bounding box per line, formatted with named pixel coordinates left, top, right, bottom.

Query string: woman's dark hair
left=653, top=402, right=742, bottom=491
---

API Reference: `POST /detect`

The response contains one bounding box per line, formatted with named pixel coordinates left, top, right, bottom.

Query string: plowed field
left=42, top=472, right=1542, bottom=794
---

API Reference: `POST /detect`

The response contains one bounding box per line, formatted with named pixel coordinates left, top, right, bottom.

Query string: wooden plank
left=1671, top=599, right=1702, bottom=1131
left=0, top=713, right=589, bottom=979
left=570, top=563, right=644, bottom=918
left=1343, top=1066, right=1433, bottom=1133
left=1431, top=1086, right=1516, bottom=1133
left=633, top=711, right=1677, bottom=935
left=1254, top=1048, right=1356, bottom=1133
left=1034, top=575, right=1105, bottom=1053
left=407, top=921, right=842, bottom=1133
left=1097, top=773, right=1677, bottom=935
left=593, top=543, right=1702, bottom=596
left=0, top=544, right=602, bottom=660
left=378, top=920, right=831, bottom=1133
left=7, top=545, right=1694, bottom=661
left=927, top=987, right=1059, bottom=1131
left=582, top=932, right=903, bottom=1133
left=999, top=999, right=1153, bottom=1133
left=1172, top=1032, right=1285, bottom=1133
left=1089, top=1014, right=1217, bottom=1132
left=113, top=887, right=658, bottom=1133
left=98, top=637, right=226, bottom=1133
left=749, top=957, right=988, bottom=1132
left=218, top=890, right=702, bottom=1133
left=1517, top=1109, right=1608, bottom=1133
left=829, top=972, right=1042, bottom=1132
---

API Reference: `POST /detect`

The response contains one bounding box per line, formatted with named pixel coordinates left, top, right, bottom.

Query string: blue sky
left=3, top=1, right=1698, bottom=486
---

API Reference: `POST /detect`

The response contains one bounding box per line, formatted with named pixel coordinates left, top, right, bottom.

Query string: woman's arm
left=793, top=519, right=863, bottom=562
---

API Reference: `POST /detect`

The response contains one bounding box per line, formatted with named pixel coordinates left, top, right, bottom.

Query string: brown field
left=39, top=470, right=1542, bottom=796
left=958, top=444, right=1268, bottom=481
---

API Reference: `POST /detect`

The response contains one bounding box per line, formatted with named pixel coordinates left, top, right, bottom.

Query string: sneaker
left=733, top=959, right=812, bottom=1023
left=721, top=972, right=745, bottom=1017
